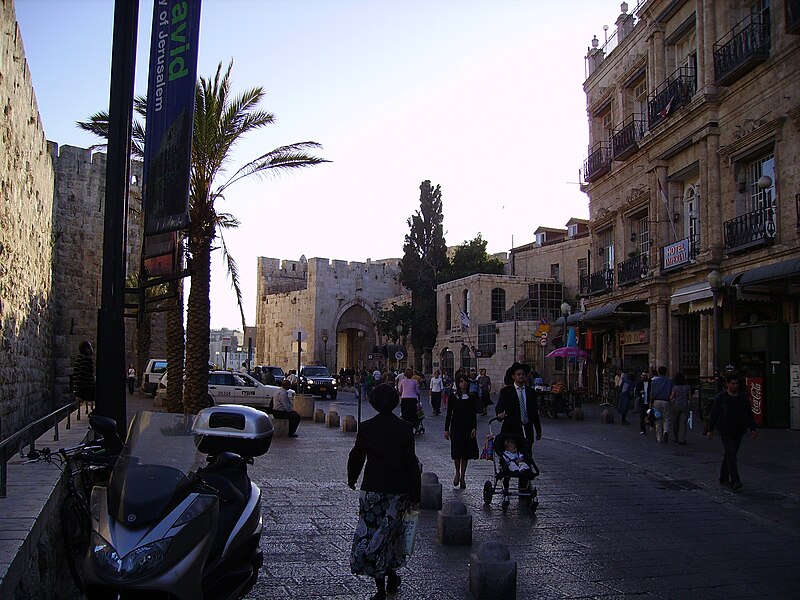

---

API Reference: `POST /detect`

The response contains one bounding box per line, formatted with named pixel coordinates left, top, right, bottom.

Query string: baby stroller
left=482, top=417, right=540, bottom=513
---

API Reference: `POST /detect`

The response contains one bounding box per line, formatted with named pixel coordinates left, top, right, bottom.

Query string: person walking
left=495, top=362, right=543, bottom=451
left=477, top=368, right=492, bottom=416
left=126, top=363, right=136, bottom=395
left=707, top=372, right=757, bottom=491
left=348, top=384, right=421, bottom=600
left=444, top=373, right=480, bottom=489
left=618, top=370, right=635, bottom=424
left=429, top=369, right=444, bottom=416
left=670, top=372, right=692, bottom=444
left=649, top=366, right=674, bottom=443
left=397, top=368, right=421, bottom=426
left=634, top=371, right=650, bottom=435
left=273, top=379, right=301, bottom=438
left=73, top=341, right=95, bottom=407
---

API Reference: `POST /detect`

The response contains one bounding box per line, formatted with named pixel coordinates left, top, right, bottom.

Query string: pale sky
left=15, top=0, right=619, bottom=329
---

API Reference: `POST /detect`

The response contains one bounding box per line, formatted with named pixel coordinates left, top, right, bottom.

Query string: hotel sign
left=662, top=237, right=691, bottom=271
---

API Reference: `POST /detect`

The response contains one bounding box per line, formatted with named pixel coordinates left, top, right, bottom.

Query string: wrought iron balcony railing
left=617, top=253, right=648, bottom=286
left=647, top=66, right=696, bottom=128
left=713, top=14, right=770, bottom=86
left=723, top=206, right=776, bottom=254
left=612, top=114, right=645, bottom=161
left=585, top=268, right=613, bottom=295
left=583, top=141, right=612, bottom=183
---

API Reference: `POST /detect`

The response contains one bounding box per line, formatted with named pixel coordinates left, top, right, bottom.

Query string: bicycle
left=27, top=443, right=116, bottom=592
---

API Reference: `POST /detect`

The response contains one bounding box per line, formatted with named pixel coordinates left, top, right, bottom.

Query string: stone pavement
left=242, top=391, right=800, bottom=600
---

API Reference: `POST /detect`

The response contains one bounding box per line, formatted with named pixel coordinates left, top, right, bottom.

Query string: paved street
left=245, top=390, right=800, bottom=600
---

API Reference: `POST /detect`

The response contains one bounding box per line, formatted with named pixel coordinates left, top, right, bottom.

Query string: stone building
left=255, top=256, right=406, bottom=374
left=579, top=0, right=800, bottom=427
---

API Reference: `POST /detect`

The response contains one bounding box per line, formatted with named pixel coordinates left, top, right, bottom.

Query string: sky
left=15, top=0, right=621, bottom=329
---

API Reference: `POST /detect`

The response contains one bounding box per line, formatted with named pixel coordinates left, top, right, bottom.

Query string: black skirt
left=448, top=395, right=479, bottom=459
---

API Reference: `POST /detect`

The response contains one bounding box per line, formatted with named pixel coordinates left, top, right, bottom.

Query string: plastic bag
left=688, top=410, right=693, bottom=430
left=416, top=401, right=425, bottom=420
left=401, top=509, right=420, bottom=555
left=480, top=434, right=494, bottom=460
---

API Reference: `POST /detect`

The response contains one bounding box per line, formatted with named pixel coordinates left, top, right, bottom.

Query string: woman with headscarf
left=444, top=373, right=480, bottom=489
left=348, top=384, right=421, bottom=600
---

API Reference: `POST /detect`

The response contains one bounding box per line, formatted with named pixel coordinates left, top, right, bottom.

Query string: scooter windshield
left=108, top=411, right=204, bottom=527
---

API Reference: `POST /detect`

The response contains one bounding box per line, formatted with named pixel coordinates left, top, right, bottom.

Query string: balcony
left=583, top=141, right=612, bottom=183
left=611, top=114, right=645, bottom=161
left=617, top=253, right=648, bottom=286
left=724, top=206, right=776, bottom=254
left=647, top=66, right=696, bottom=128
left=582, top=268, right=614, bottom=296
left=713, top=14, right=770, bottom=86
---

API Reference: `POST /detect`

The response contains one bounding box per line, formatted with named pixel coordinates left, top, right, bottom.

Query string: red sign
left=745, top=377, right=763, bottom=424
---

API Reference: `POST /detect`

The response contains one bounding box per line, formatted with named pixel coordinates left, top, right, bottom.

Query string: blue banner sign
left=142, top=0, right=201, bottom=236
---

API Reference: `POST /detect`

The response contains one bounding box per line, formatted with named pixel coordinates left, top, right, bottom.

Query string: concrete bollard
left=573, top=407, right=584, bottom=420
left=419, top=472, right=442, bottom=510
left=601, top=408, right=615, bottom=424
left=469, top=541, right=516, bottom=599
left=326, top=410, right=340, bottom=428
left=342, top=415, right=357, bottom=432
left=313, top=408, right=325, bottom=423
left=271, top=417, right=290, bottom=438
left=294, top=394, right=315, bottom=420
left=437, top=500, right=472, bottom=546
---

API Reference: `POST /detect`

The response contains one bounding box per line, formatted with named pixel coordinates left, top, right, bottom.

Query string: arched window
left=459, top=345, right=474, bottom=372
left=491, top=288, right=506, bottom=322
left=445, top=294, right=452, bottom=332
left=462, top=289, right=470, bottom=316
left=440, top=348, right=454, bottom=378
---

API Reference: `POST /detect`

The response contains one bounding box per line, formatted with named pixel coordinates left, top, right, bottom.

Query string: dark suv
left=258, top=365, right=285, bottom=385
left=299, top=365, right=338, bottom=399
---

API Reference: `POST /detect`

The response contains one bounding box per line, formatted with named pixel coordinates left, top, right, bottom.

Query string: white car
left=157, top=370, right=292, bottom=410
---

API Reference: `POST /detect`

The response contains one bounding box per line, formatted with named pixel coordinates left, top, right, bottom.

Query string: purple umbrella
left=546, top=346, right=590, bottom=359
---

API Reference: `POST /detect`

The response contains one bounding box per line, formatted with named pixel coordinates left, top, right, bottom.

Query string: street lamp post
left=560, top=301, right=571, bottom=388
left=322, top=333, right=328, bottom=367
left=707, top=269, right=723, bottom=384
left=357, top=330, right=365, bottom=427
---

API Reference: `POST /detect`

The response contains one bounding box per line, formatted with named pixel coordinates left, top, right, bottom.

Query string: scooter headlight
left=92, top=531, right=172, bottom=581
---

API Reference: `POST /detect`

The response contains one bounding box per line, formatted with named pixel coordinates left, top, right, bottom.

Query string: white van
left=143, top=359, right=167, bottom=397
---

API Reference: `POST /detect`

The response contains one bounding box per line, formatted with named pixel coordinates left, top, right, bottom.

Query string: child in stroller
left=482, top=419, right=539, bottom=512
left=500, top=438, right=531, bottom=474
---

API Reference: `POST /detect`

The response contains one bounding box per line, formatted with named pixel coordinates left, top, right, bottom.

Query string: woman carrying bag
left=348, top=384, right=421, bottom=600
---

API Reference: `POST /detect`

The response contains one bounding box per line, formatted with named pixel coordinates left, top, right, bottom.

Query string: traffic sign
left=395, top=351, right=406, bottom=360
left=540, top=332, right=548, bottom=340
left=540, top=338, right=547, bottom=347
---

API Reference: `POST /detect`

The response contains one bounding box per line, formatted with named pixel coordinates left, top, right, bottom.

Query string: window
left=478, top=324, right=496, bottom=356
left=633, top=78, right=648, bottom=121
left=440, top=349, right=454, bottom=377
left=637, top=213, right=650, bottom=257
left=746, top=151, right=775, bottom=212
left=599, top=228, right=615, bottom=271
left=550, top=263, right=560, bottom=282
left=460, top=345, right=473, bottom=371
left=683, top=184, right=699, bottom=246
left=463, top=289, right=470, bottom=317
left=577, top=257, right=589, bottom=281
left=601, top=107, right=614, bottom=143
left=528, top=282, right=564, bottom=322
left=445, top=294, right=452, bottom=332
left=491, top=288, right=506, bottom=322
left=535, top=232, right=545, bottom=245
left=568, top=224, right=578, bottom=238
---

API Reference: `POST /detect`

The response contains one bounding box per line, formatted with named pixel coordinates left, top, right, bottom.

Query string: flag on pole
left=460, top=310, right=470, bottom=329
left=658, top=96, right=674, bottom=119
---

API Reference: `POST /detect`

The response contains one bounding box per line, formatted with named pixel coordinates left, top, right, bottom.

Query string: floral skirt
left=350, top=491, right=408, bottom=578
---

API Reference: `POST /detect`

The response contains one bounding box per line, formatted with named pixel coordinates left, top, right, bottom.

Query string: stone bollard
left=437, top=500, right=472, bottom=546
left=601, top=408, right=615, bottom=424
left=294, top=394, right=315, bottom=420
left=419, top=472, right=442, bottom=510
left=342, top=415, right=357, bottom=432
left=326, top=410, right=340, bottom=428
left=313, top=408, right=325, bottom=423
left=469, top=541, right=516, bottom=599
left=271, top=417, right=290, bottom=438
left=573, top=407, right=584, bottom=420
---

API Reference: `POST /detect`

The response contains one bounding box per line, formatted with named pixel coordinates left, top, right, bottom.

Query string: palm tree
left=183, top=61, right=328, bottom=412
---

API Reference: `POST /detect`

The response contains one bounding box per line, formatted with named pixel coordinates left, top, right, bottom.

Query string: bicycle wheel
left=60, top=495, right=90, bottom=591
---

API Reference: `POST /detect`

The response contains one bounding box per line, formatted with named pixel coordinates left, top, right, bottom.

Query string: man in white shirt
left=273, top=379, right=300, bottom=437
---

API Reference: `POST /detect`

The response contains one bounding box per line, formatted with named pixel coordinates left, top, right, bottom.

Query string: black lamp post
left=707, top=269, right=723, bottom=383
left=322, top=333, right=328, bottom=367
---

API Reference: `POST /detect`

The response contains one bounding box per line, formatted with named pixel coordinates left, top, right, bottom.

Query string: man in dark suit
left=495, top=362, right=543, bottom=449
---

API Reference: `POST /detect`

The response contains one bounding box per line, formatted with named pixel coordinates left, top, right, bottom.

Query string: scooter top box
left=193, top=405, right=273, bottom=457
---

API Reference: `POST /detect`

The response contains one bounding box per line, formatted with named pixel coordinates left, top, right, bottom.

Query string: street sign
left=540, top=332, right=548, bottom=340
left=395, top=351, right=405, bottom=360
left=540, top=338, right=547, bottom=347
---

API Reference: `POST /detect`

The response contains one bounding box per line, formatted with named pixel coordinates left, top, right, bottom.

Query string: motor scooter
left=83, top=405, right=273, bottom=600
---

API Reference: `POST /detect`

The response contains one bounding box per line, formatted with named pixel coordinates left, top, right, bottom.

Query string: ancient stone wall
left=0, top=1, right=57, bottom=437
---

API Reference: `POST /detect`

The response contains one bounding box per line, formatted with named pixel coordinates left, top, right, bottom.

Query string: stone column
left=700, top=313, right=711, bottom=378
left=656, top=303, right=669, bottom=368
left=649, top=302, right=658, bottom=371
left=704, top=134, right=723, bottom=261
left=700, top=0, right=718, bottom=94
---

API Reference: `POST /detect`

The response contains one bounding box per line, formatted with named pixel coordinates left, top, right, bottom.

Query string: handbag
left=401, top=509, right=420, bottom=555
left=480, top=433, right=494, bottom=460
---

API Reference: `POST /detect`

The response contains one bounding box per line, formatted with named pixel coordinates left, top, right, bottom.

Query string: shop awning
left=566, top=301, right=647, bottom=325
left=738, top=257, right=800, bottom=287
left=670, top=281, right=713, bottom=306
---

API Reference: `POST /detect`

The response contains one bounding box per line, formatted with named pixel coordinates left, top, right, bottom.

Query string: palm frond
left=215, top=211, right=241, bottom=230
left=219, top=142, right=330, bottom=193
left=218, top=231, right=247, bottom=332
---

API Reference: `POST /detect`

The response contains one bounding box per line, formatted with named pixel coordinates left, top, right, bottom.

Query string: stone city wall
left=0, top=3, right=57, bottom=437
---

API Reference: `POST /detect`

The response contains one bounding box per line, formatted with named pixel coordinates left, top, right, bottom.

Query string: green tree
left=440, top=234, right=505, bottom=282
left=376, top=303, right=413, bottom=343
left=399, top=180, right=448, bottom=370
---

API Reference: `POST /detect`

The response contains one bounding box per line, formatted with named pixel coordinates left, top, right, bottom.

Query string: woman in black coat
left=444, top=373, right=479, bottom=489
left=348, top=384, right=421, bottom=600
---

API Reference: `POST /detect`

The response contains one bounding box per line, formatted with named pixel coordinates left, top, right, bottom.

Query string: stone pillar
left=653, top=27, right=666, bottom=85
left=342, top=415, right=357, bottom=432
left=294, top=394, right=315, bottom=419
left=420, top=472, right=443, bottom=510
left=648, top=301, right=658, bottom=371
left=469, top=541, right=516, bottom=599
left=700, top=0, right=718, bottom=94
left=656, top=303, right=669, bottom=369
left=271, top=416, right=290, bottom=438
left=326, top=410, right=340, bottom=428
left=704, top=134, right=723, bottom=261
left=313, top=408, right=325, bottom=423
left=700, top=313, right=712, bottom=378
left=437, top=501, right=472, bottom=546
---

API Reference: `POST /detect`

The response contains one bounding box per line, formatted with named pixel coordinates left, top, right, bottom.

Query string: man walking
left=477, top=368, right=492, bottom=416
left=707, top=372, right=757, bottom=490
left=273, top=379, right=301, bottom=438
left=649, top=366, right=674, bottom=443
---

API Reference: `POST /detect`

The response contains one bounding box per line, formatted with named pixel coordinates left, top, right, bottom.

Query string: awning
left=566, top=301, right=647, bottom=325
left=670, top=281, right=713, bottom=306
left=738, top=257, right=800, bottom=287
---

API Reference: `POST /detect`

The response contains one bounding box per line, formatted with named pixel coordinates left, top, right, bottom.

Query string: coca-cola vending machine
left=738, top=352, right=764, bottom=425
left=791, top=324, right=800, bottom=430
